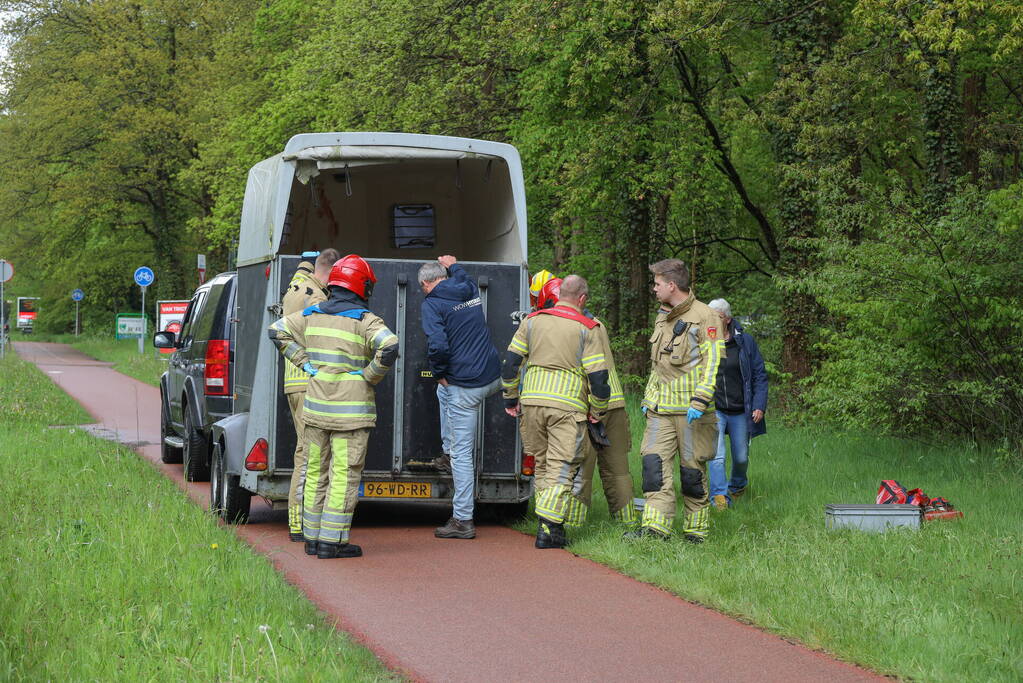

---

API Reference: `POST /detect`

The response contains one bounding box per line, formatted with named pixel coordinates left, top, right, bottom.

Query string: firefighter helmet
left=328, top=254, right=377, bottom=299
left=529, top=269, right=556, bottom=308
left=537, top=277, right=562, bottom=310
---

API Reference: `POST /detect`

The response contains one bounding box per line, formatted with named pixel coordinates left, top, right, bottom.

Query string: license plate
left=361, top=481, right=432, bottom=498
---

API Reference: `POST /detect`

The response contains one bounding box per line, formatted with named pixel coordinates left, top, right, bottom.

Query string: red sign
left=157, top=300, right=190, bottom=354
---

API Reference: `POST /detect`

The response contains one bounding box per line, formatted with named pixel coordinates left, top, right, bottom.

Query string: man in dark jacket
left=707, top=298, right=768, bottom=508
left=419, top=255, right=502, bottom=539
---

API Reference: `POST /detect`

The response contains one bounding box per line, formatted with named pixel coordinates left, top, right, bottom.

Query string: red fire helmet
left=537, top=277, right=562, bottom=310
left=328, top=254, right=377, bottom=299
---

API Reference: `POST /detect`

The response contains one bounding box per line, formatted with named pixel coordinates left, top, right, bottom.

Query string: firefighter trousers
left=567, top=407, right=638, bottom=528
left=302, top=425, right=369, bottom=544
left=639, top=410, right=717, bottom=538
left=286, top=391, right=308, bottom=535
left=519, top=405, right=587, bottom=526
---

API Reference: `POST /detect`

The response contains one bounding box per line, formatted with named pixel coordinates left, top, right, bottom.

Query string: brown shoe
left=433, top=454, right=452, bottom=474
left=435, top=517, right=475, bottom=539
left=713, top=494, right=729, bottom=510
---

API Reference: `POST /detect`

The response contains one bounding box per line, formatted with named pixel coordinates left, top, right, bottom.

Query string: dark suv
left=154, top=272, right=237, bottom=482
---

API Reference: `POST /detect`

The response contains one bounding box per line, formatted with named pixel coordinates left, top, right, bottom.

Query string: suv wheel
left=160, top=391, right=183, bottom=464
left=211, top=441, right=251, bottom=523
left=183, top=406, right=211, bottom=482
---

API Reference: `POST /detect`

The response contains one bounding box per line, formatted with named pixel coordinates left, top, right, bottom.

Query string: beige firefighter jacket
left=281, top=261, right=328, bottom=394
left=268, top=309, right=398, bottom=431
left=641, top=294, right=725, bottom=414
left=503, top=302, right=609, bottom=416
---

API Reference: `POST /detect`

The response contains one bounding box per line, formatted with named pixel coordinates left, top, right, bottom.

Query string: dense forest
left=1, top=0, right=1021, bottom=455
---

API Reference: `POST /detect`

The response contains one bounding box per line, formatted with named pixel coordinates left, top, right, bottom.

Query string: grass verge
left=516, top=400, right=1023, bottom=683
left=0, top=352, right=395, bottom=681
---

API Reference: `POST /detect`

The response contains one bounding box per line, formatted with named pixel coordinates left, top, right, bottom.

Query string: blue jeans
left=437, top=378, right=501, bottom=521
left=708, top=411, right=750, bottom=501
left=436, top=383, right=453, bottom=456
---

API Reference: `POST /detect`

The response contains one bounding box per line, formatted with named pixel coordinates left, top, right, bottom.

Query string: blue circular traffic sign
left=71, top=288, right=84, bottom=301
left=134, top=266, right=154, bottom=287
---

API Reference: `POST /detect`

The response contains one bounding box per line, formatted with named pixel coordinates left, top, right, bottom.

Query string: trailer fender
left=211, top=413, right=249, bottom=477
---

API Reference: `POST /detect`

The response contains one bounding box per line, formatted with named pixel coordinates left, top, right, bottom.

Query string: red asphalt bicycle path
left=18, top=341, right=885, bottom=683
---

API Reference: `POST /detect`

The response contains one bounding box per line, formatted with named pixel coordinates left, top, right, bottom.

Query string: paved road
left=18, top=341, right=884, bottom=682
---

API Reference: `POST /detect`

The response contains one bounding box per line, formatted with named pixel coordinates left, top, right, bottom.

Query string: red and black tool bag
left=876, top=480, right=908, bottom=504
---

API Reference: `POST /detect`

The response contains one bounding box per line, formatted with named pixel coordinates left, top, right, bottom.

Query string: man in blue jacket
left=419, top=255, right=502, bottom=538
left=707, top=298, right=768, bottom=508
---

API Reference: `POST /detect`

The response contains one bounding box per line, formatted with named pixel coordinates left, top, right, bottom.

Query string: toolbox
left=824, top=503, right=922, bottom=532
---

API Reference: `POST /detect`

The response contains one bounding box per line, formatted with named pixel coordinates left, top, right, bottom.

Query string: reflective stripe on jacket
left=641, top=296, right=725, bottom=414
left=268, top=309, right=398, bottom=430
left=281, top=262, right=328, bottom=394
left=503, top=303, right=608, bottom=415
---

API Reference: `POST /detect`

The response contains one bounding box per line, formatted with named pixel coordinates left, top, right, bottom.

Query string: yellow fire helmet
left=529, top=269, right=556, bottom=302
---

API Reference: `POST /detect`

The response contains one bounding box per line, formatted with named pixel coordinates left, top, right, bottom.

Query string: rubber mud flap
left=680, top=466, right=705, bottom=499
left=642, top=454, right=663, bottom=492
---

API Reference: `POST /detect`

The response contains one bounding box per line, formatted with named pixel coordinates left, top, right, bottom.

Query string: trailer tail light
left=245, top=438, right=269, bottom=471
left=204, top=340, right=230, bottom=395
left=521, top=454, right=535, bottom=477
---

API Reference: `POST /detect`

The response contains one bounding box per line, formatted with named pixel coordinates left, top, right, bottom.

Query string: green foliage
left=803, top=180, right=1023, bottom=454
left=2, top=0, right=1023, bottom=456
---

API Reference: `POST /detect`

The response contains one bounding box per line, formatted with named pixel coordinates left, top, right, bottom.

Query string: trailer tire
left=160, top=390, right=182, bottom=464
left=211, top=441, right=250, bottom=523
left=182, top=406, right=211, bottom=482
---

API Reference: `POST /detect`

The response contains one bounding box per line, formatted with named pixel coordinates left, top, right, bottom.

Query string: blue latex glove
left=641, top=406, right=648, bottom=415
left=347, top=369, right=363, bottom=376
left=302, top=361, right=318, bottom=377
left=686, top=406, right=704, bottom=424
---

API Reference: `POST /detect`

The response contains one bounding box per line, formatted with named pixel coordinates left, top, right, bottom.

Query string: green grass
left=0, top=352, right=396, bottom=681
left=517, top=400, right=1023, bottom=683
left=27, top=333, right=166, bottom=387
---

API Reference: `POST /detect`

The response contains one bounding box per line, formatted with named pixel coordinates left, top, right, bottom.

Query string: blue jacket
left=720, top=322, right=768, bottom=438
left=421, top=263, right=501, bottom=388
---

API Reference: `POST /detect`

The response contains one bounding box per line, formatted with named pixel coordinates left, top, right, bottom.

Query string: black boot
left=317, top=542, right=363, bottom=559
left=535, top=518, right=566, bottom=549
left=304, top=540, right=318, bottom=556
left=289, top=532, right=304, bottom=542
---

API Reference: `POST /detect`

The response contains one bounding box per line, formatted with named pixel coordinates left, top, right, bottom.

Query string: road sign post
left=0, top=259, right=12, bottom=360
left=197, top=254, right=206, bottom=285
left=134, top=266, right=154, bottom=354
left=71, top=288, right=84, bottom=336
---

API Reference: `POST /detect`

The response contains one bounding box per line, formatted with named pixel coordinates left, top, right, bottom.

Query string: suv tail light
left=521, top=454, right=535, bottom=477
left=204, top=339, right=230, bottom=395
left=245, top=438, right=269, bottom=471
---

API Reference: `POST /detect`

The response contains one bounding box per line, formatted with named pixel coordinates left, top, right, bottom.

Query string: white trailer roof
left=237, top=133, right=528, bottom=266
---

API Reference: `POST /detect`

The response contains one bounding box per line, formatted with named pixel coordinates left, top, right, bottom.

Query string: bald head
left=558, top=274, right=589, bottom=306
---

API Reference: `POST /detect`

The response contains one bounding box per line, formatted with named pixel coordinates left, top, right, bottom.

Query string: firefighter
left=528, top=279, right=637, bottom=531
left=528, top=269, right=556, bottom=310
left=629, top=258, right=724, bottom=543
left=502, top=274, right=611, bottom=549
left=268, top=254, right=398, bottom=559
left=281, top=249, right=340, bottom=542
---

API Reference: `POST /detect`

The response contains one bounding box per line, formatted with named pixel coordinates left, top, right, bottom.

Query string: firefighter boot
left=304, top=540, right=318, bottom=556
left=317, top=542, right=363, bottom=559
left=289, top=532, right=304, bottom=542
left=535, top=518, right=566, bottom=549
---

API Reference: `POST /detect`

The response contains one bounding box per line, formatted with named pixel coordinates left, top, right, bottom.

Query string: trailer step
left=164, top=435, right=184, bottom=449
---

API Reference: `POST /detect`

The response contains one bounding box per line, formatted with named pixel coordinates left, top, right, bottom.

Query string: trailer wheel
left=160, top=390, right=182, bottom=464
left=211, top=441, right=250, bottom=524
left=182, top=407, right=211, bottom=482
